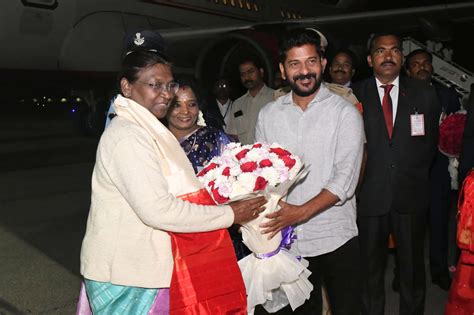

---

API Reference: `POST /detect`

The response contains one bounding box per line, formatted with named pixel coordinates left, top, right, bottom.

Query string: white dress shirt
left=216, top=98, right=233, bottom=131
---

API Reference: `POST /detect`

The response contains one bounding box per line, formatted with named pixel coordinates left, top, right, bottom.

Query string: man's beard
left=287, top=73, right=322, bottom=97
left=243, top=80, right=255, bottom=90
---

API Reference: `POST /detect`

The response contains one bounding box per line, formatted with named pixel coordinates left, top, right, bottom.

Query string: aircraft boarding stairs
left=403, top=37, right=473, bottom=104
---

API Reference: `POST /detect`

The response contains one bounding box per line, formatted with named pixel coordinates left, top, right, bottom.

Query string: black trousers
left=358, top=210, right=427, bottom=315
left=255, top=236, right=361, bottom=315
left=429, top=153, right=452, bottom=279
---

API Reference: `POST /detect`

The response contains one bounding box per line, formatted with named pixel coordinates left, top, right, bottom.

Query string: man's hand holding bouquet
left=198, top=142, right=312, bottom=314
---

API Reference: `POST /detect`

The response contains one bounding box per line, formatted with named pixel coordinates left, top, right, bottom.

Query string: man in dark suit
left=405, top=48, right=461, bottom=290
left=352, top=33, right=440, bottom=315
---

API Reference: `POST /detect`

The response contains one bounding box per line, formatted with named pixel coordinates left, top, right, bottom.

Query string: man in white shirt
left=226, top=56, right=274, bottom=144
left=257, top=28, right=364, bottom=315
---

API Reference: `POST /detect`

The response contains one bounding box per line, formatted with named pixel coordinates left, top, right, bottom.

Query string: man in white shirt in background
left=226, top=55, right=274, bottom=144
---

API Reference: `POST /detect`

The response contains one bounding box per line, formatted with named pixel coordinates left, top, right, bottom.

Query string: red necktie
left=381, top=84, right=394, bottom=138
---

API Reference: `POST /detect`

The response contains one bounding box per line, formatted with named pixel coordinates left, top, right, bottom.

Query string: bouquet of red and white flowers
left=197, top=142, right=303, bottom=203
left=198, top=142, right=312, bottom=314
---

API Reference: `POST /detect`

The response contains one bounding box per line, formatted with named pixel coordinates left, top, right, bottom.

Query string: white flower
left=246, top=148, right=262, bottom=161
left=238, top=172, right=258, bottom=192
left=277, top=166, right=290, bottom=182
left=230, top=181, right=249, bottom=197
left=272, top=158, right=285, bottom=169
left=230, top=165, right=242, bottom=177
left=261, top=167, right=280, bottom=187
left=216, top=182, right=233, bottom=198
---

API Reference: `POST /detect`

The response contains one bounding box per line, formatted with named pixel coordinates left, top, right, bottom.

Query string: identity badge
left=410, top=114, right=425, bottom=136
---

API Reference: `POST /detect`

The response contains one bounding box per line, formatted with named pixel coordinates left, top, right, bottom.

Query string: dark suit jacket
left=353, top=76, right=440, bottom=216
left=433, top=82, right=460, bottom=115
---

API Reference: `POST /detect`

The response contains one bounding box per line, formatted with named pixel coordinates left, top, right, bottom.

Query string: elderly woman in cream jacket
left=79, top=48, right=265, bottom=314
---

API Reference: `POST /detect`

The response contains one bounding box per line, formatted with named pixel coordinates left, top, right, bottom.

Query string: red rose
left=211, top=187, right=229, bottom=204
left=253, top=176, right=268, bottom=191
left=198, top=162, right=219, bottom=176
left=222, top=167, right=230, bottom=176
left=270, top=147, right=291, bottom=156
left=259, top=159, right=273, bottom=167
left=240, top=161, right=258, bottom=173
left=235, top=149, right=250, bottom=160
left=252, top=143, right=263, bottom=148
left=439, top=113, right=466, bottom=157
left=280, top=155, right=296, bottom=169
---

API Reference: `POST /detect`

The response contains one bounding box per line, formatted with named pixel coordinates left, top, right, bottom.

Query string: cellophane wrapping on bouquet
left=197, top=142, right=313, bottom=314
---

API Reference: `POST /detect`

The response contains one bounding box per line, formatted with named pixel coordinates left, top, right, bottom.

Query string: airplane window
left=230, top=0, right=235, bottom=7
left=239, top=0, right=244, bottom=9
left=253, top=3, right=258, bottom=11
left=246, top=0, right=251, bottom=10
left=280, top=10, right=285, bottom=18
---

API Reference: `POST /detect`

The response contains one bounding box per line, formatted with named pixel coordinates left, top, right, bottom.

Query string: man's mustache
left=334, top=70, right=346, bottom=74
left=381, top=61, right=396, bottom=66
left=293, top=73, right=317, bottom=81
left=417, top=70, right=430, bottom=75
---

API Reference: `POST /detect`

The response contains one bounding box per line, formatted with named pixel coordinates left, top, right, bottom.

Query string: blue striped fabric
left=84, top=279, right=158, bottom=315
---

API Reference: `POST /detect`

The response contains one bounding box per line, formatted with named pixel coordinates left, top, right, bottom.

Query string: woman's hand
left=230, top=196, right=267, bottom=225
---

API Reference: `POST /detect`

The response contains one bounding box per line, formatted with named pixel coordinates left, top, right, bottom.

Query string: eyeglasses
left=137, top=81, right=179, bottom=94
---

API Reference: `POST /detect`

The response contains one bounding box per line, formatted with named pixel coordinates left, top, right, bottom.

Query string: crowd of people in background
left=78, top=26, right=474, bottom=315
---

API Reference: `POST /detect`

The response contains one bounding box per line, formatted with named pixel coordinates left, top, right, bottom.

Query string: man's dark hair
left=279, top=28, right=324, bottom=64
left=404, top=49, right=433, bottom=69
left=239, top=55, right=263, bottom=70
left=367, top=32, right=402, bottom=55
